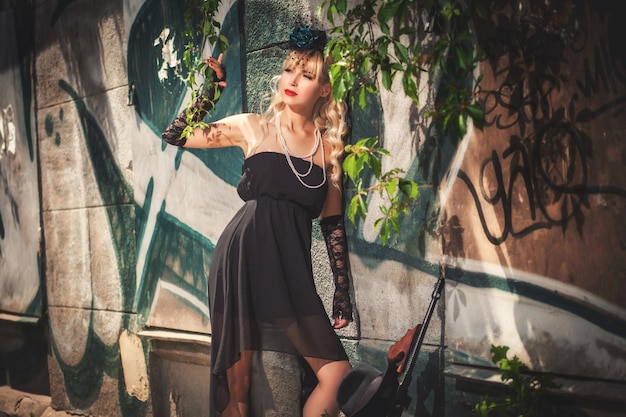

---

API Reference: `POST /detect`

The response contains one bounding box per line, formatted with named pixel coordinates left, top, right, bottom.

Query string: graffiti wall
left=440, top=0, right=626, bottom=409
left=34, top=0, right=142, bottom=415
left=0, top=0, right=48, bottom=395
left=129, top=0, right=244, bottom=336
left=0, top=1, right=42, bottom=320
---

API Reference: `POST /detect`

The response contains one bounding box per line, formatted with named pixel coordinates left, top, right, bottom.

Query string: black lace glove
left=320, top=214, right=354, bottom=322
left=161, top=74, right=225, bottom=147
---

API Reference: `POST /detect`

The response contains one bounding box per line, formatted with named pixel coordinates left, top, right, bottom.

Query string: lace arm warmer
left=320, top=214, right=354, bottom=322
left=161, top=78, right=224, bottom=147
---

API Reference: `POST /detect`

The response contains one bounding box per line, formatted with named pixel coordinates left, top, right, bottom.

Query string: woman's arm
left=320, top=173, right=354, bottom=330
left=182, top=113, right=256, bottom=153
left=160, top=54, right=253, bottom=153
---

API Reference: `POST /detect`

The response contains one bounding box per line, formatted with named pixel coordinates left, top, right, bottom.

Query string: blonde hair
left=259, top=49, right=348, bottom=189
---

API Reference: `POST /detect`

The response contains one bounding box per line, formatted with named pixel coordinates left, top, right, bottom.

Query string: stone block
left=38, top=103, right=100, bottom=211
left=81, top=85, right=136, bottom=189
left=244, top=0, right=316, bottom=52
left=245, top=48, right=285, bottom=115
left=38, top=85, right=134, bottom=212
left=148, top=338, right=211, bottom=417
left=43, top=209, right=92, bottom=310
left=88, top=204, right=135, bottom=313
left=47, top=307, right=145, bottom=417
left=145, top=283, right=212, bottom=335
left=0, top=386, right=50, bottom=417
left=351, top=252, right=443, bottom=347
left=34, top=0, right=127, bottom=109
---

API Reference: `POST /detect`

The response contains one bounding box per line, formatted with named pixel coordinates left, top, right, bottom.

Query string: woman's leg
left=302, top=357, right=352, bottom=417
left=220, top=350, right=254, bottom=417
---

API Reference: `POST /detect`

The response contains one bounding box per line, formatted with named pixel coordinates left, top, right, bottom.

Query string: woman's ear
left=321, top=83, right=331, bottom=97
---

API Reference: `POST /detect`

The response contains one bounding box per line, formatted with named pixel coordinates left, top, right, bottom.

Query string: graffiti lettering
left=455, top=122, right=626, bottom=245
left=482, top=74, right=562, bottom=132
left=576, top=40, right=626, bottom=97
left=467, top=21, right=626, bottom=246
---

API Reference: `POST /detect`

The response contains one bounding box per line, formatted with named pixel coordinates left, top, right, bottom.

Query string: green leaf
left=382, top=69, right=392, bottom=90
left=386, top=177, right=399, bottom=197
left=402, top=71, right=418, bottom=104
left=342, top=153, right=358, bottom=182
left=393, top=41, right=409, bottom=63
left=379, top=221, right=390, bottom=245
left=465, top=103, right=485, bottom=129
left=378, top=0, right=400, bottom=25
left=400, top=180, right=418, bottom=199
left=379, top=20, right=391, bottom=36
left=347, top=195, right=360, bottom=223
left=389, top=216, right=401, bottom=235
left=369, top=153, right=382, bottom=178
left=377, top=40, right=389, bottom=61
left=218, top=34, right=229, bottom=51
left=457, top=112, right=467, bottom=137
left=357, top=193, right=368, bottom=218
left=330, top=67, right=351, bottom=101
left=491, top=345, right=510, bottom=364
left=376, top=147, right=392, bottom=157
left=358, top=86, right=367, bottom=109
left=336, top=0, right=347, bottom=14
left=326, top=3, right=337, bottom=23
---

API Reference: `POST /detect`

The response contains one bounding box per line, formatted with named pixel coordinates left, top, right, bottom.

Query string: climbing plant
left=319, top=0, right=484, bottom=244
left=473, top=345, right=560, bottom=416
left=180, top=0, right=229, bottom=138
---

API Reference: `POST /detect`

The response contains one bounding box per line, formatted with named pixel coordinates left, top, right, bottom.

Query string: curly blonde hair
left=259, top=49, right=348, bottom=189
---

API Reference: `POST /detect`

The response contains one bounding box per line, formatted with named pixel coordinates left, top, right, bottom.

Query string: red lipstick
left=284, top=89, right=297, bottom=96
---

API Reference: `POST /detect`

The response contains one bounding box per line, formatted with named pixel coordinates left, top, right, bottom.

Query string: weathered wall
left=0, top=0, right=47, bottom=396
left=0, top=0, right=624, bottom=416
left=441, top=2, right=626, bottom=409
left=34, top=0, right=143, bottom=415
left=0, top=1, right=41, bottom=319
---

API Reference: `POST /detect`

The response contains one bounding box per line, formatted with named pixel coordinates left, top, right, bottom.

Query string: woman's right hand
left=206, top=53, right=227, bottom=87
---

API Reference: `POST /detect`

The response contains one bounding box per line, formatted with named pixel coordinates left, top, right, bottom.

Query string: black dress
left=208, top=151, right=349, bottom=415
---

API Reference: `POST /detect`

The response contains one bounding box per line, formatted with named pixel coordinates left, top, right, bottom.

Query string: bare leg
left=220, top=350, right=253, bottom=417
left=302, top=357, right=352, bottom=417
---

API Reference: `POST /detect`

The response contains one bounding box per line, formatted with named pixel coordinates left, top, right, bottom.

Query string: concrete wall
left=444, top=2, right=626, bottom=401
left=0, top=0, right=48, bottom=396
left=0, top=0, right=624, bottom=416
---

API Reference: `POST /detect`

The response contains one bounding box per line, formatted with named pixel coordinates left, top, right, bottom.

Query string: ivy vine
left=319, top=0, right=484, bottom=244
left=180, top=0, right=229, bottom=136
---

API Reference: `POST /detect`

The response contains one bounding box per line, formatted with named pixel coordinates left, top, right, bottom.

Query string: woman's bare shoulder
left=221, top=112, right=263, bottom=128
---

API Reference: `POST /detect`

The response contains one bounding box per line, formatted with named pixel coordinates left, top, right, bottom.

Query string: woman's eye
left=283, top=68, right=292, bottom=73
left=304, top=74, right=314, bottom=80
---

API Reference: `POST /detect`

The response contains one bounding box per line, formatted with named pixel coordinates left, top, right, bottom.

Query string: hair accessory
left=288, top=25, right=327, bottom=52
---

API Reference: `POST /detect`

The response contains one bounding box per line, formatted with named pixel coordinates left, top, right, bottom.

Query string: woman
left=162, top=26, right=354, bottom=417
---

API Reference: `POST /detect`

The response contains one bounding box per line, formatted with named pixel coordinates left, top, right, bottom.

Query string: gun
left=386, top=272, right=444, bottom=416
left=336, top=271, right=445, bottom=417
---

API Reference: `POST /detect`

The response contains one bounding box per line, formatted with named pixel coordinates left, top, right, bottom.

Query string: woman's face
left=279, top=52, right=330, bottom=110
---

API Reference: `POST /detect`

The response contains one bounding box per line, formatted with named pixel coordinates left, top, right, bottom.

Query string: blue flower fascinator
left=287, top=25, right=327, bottom=52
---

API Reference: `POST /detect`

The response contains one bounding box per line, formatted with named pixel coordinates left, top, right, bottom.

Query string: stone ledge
left=0, top=386, right=82, bottom=417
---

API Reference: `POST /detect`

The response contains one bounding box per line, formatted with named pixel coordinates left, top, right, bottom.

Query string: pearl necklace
left=275, top=113, right=327, bottom=189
